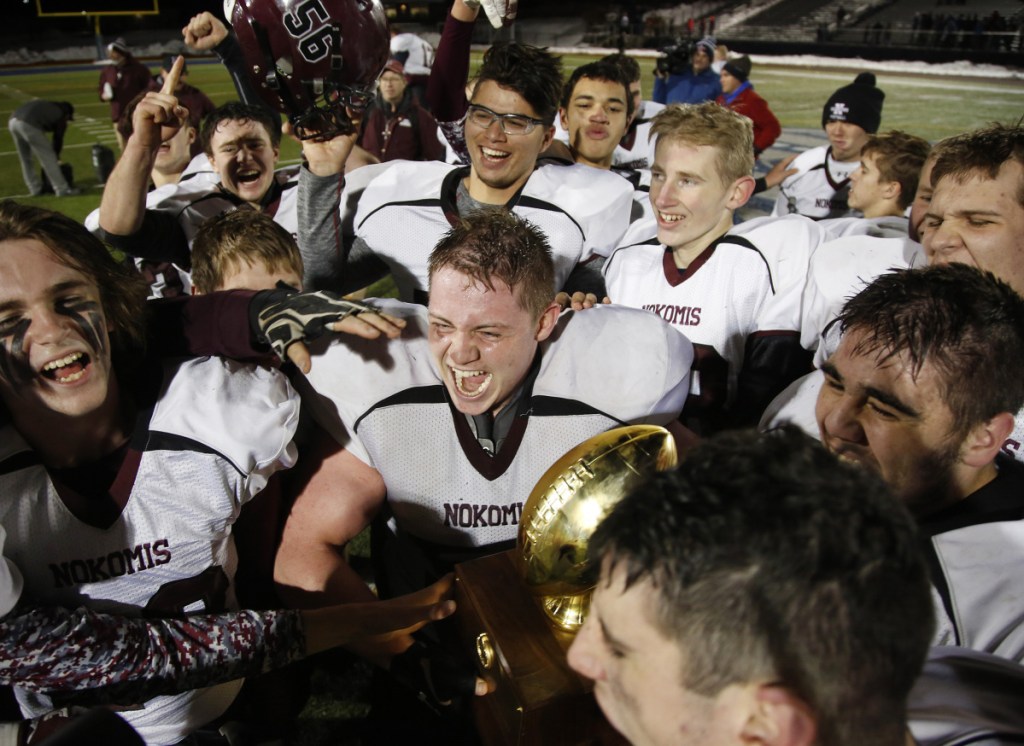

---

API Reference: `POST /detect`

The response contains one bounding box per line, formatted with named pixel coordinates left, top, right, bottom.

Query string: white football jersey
left=0, top=526, right=22, bottom=618
left=923, top=458, right=1024, bottom=663
left=300, top=300, right=691, bottom=549
left=352, top=161, right=635, bottom=301
left=771, top=145, right=858, bottom=219
left=820, top=214, right=909, bottom=240
left=801, top=234, right=925, bottom=355
left=85, top=166, right=301, bottom=298
left=607, top=214, right=821, bottom=426
left=0, top=358, right=299, bottom=744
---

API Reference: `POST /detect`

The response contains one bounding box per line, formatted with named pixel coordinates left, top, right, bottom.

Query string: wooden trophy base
left=454, top=549, right=626, bottom=746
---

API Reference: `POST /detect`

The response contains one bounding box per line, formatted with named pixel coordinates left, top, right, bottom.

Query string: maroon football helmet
left=224, top=0, right=389, bottom=139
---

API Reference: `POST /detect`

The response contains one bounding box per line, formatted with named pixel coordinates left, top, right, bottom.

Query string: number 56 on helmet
left=224, top=0, right=390, bottom=139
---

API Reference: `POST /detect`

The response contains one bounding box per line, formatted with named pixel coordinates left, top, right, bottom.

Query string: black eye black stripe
left=0, top=318, right=33, bottom=386
left=58, top=299, right=107, bottom=359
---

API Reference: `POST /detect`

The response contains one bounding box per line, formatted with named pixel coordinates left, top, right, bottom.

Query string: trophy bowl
left=516, top=425, right=678, bottom=631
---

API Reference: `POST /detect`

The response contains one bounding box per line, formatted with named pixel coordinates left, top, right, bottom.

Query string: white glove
left=463, top=0, right=517, bottom=29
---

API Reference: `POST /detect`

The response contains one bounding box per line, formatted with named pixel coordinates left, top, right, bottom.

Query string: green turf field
left=0, top=52, right=1021, bottom=225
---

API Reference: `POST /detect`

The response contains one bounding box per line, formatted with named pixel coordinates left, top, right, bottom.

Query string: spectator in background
left=149, top=55, right=216, bottom=159
left=359, top=59, right=445, bottom=163
left=389, top=25, right=434, bottom=106
left=7, top=100, right=78, bottom=197
left=98, top=38, right=152, bottom=150
left=715, top=55, right=781, bottom=157
left=653, top=36, right=722, bottom=106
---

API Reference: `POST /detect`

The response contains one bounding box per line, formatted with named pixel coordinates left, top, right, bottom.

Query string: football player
left=604, top=103, right=823, bottom=433
left=569, top=426, right=934, bottom=746
left=771, top=72, right=885, bottom=219
left=300, top=40, right=635, bottom=304
left=815, top=264, right=1024, bottom=664
left=821, top=130, right=931, bottom=239
left=93, top=0, right=390, bottom=298
left=0, top=200, right=414, bottom=743
left=275, top=209, right=692, bottom=742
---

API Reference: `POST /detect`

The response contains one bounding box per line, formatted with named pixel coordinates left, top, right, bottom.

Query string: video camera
left=655, top=40, right=693, bottom=76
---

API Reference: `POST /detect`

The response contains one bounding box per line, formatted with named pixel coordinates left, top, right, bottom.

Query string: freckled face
left=0, top=239, right=115, bottom=424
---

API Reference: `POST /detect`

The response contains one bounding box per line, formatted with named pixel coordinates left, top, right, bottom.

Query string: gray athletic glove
left=462, top=0, right=517, bottom=29
left=250, top=283, right=376, bottom=361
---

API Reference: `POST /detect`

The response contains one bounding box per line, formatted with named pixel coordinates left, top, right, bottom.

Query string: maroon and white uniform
left=820, top=214, right=909, bottom=240
left=351, top=161, right=634, bottom=302
left=761, top=233, right=925, bottom=438
left=605, top=215, right=822, bottom=430
left=85, top=166, right=302, bottom=298
left=300, top=300, right=690, bottom=556
left=0, top=357, right=298, bottom=744
left=771, top=145, right=858, bottom=220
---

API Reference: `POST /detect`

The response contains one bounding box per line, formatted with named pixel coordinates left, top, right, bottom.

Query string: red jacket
left=716, top=84, right=781, bottom=156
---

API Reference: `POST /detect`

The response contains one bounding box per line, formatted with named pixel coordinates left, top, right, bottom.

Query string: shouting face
left=427, top=266, right=558, bottom=417
left=0, top=238, right=116, bottom=428
left=207, top=118, right=281, bottom=207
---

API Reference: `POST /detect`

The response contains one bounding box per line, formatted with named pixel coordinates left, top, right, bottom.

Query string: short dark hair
left=860, top=130, right=932, bottom=210
left=200, top=101, right=282, bottom=155
left=191, top=209, right=303, bottom=293
left=472, top=42, right=563, bottom=126
left=599, top=53, right=641, bottom=85
left=930, top=122, right=1024, bottom=208
left=838, top=263, right=1024, bottom=431
left=592, top=425, right=934, bottom=746
left=560, top=60, right=635, bottom=122
left=0, top=200, right=148, bottom=352
left=428, top=209, right=555, bottom=319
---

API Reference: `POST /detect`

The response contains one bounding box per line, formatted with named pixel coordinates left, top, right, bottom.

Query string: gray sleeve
left=297, top=164, right=347, bottom=291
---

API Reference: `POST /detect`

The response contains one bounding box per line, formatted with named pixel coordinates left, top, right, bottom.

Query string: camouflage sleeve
left=0, top=603, right=306, bottom=706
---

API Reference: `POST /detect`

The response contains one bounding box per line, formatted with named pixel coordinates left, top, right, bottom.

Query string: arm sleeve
left=419, top=110, right=446, bottom=162
left=297, top=164, right=347, bottom=291
left=214, top=32, right=280, bottom=121
left=734, top=332, right=814, bottom=428
left=0, top=603, right=305, bottom=706
left=146, top=291, right=272, bottom=361
left=425, top=10, right=476, bottom=123
left=652, top=75, right=668, bottom=105
left=98, top=211, right=192, bottom=269
left=51, top=120, right=67, bottom=158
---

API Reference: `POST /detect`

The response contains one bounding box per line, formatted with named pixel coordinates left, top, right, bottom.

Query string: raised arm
left=98, top=56, right=188, bottom=238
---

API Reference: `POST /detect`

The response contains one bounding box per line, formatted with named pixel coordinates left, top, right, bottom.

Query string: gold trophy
left=454, top=425, right=678, bottom=745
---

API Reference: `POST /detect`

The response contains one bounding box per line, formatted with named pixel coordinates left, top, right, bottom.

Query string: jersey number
left=283, top=0, right=332, bottom=63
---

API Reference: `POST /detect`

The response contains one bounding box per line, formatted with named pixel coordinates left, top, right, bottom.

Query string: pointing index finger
left=161, top=55, right=184, bottom=95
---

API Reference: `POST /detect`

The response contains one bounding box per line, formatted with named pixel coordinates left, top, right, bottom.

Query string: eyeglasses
left=464, top=103, right=546, bottom=136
